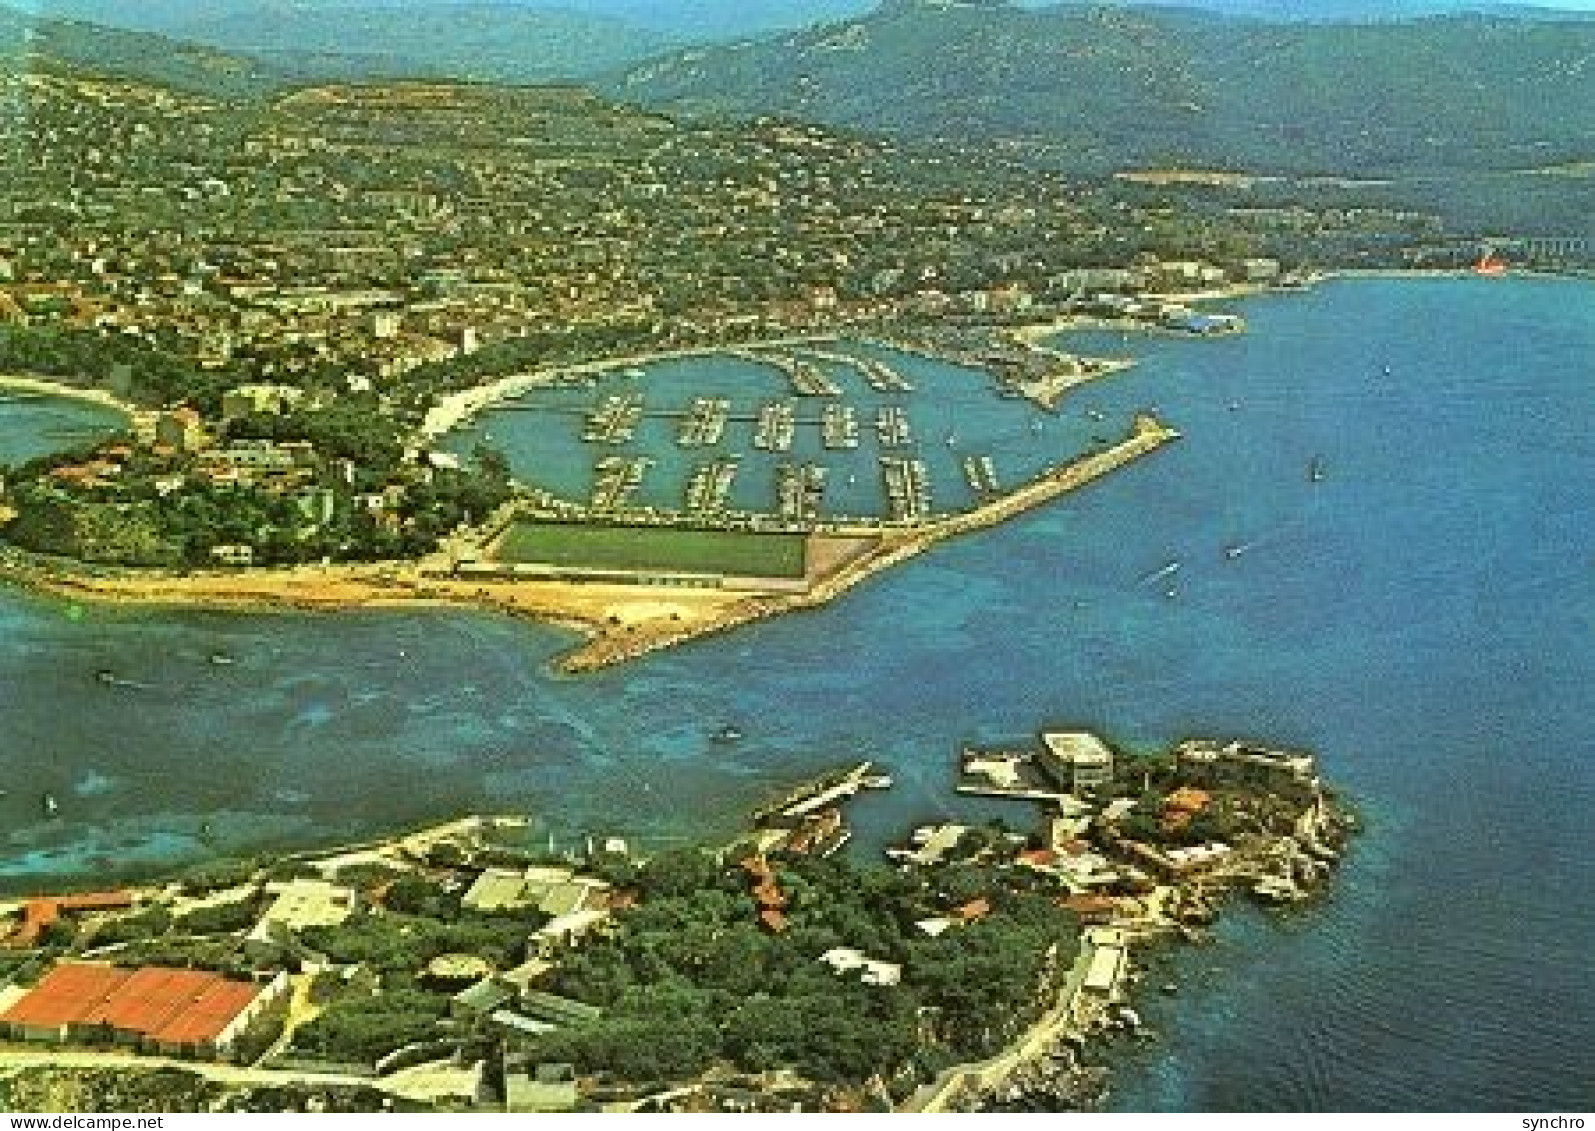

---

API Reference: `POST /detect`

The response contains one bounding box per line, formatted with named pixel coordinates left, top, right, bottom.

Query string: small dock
left=777, top=462, right=827, bottom=524
left=754, top=401, right=797, bottom=453
left=821, top=403, right=859, bottom=450
left=875, top=405, right=914, bottom=449
left=881, top=456, right=932, bottom=522
left=590, top=455, right=651, bottom=511
left=677, top=397, right=731, bottom=448
left=685, top=458, right=739, bottom=515
left=582, top=393, right=644, bottom=445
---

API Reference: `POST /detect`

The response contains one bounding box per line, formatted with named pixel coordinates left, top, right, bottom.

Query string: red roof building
left=954, top=898, right=992, bottom=923
left=5, top=891, right=136, bottom=948
left=0, top=962, right=287, bottom=1058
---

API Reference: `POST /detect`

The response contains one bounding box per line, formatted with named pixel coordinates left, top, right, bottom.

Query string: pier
left=856, top=355, right=914, bottom=393
left=961, top=454, right=1001, bottom=497
left=777, top=462, right=827, bottom=524
left=799, top=348, right=915, bottom=393
left=582, top=393, right=643, bottom=445
left=590, top=456, right=651, bottom=512
left=754, top=401, right=797, bottom=453
left=875, top=405, right=914, bottom=449
left=685, top=458, right=740, bottom=515
left=821, top=403, right=859, bottom=450
left=880, top=456, right=932, bottom=522
left=729, top=348, right=843, bottom=397
left=752, top=762, right=892, bottom=825
left=677, top=397, right=730, bottom=448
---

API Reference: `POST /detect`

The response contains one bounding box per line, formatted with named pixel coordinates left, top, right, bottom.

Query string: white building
left=1041, top=731, right=1115, bottom=795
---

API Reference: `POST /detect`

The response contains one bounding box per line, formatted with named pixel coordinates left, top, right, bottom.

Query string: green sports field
left=492, top=522, right=808, bottom=579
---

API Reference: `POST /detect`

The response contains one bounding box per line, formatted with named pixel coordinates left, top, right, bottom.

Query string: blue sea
left=0, top=277, right=1589, bottom=1110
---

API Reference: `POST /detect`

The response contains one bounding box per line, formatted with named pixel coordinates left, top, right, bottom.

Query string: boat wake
left=95, top=670, right=155, bottom=691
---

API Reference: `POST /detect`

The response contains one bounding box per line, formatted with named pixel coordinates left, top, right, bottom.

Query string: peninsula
left=0, top=729, right=1354, bottom=1113
left=1, top=401, right=1177, bottom=672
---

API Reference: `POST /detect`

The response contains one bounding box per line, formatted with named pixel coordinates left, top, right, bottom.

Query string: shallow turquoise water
left=0, top=390, right=123, bottom=467
left=0, top=277, right=1590, bottom=1110
left=443, top=341, right=1104, bottom=520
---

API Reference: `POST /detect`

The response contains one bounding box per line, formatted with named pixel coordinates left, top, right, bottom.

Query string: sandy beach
left=0, top=374, right=136, bottom=418
left=419, top=335, right=824, bottom=439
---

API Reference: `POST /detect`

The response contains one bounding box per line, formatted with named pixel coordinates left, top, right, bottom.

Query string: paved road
left=0, top=1047, right=473, bottom=1104
left=901, top=942, right=1097, bottom=1113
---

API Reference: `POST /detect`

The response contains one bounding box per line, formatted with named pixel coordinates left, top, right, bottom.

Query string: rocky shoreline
left=910, top=753, right=1358, bottom=1114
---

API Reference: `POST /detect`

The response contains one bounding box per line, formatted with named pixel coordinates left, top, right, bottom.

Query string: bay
left=0, top=276, right=1589, bottom=1110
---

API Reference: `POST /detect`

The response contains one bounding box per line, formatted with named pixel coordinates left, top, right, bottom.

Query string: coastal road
left=901, top=941, right=1099, bottom=1113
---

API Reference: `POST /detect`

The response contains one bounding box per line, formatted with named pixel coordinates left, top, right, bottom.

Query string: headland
left=2, top=312, right=1200, bottom=672
left=1, top=412, right=1178, bottom=673
left=0, top=728, right=1354, bottom=1113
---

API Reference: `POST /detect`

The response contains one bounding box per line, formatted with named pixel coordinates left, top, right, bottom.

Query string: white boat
left=1143, top=561, right=1182, bottom=584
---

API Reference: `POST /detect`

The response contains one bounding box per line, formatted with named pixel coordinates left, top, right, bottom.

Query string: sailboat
left=1309, top=457, right=1326, bottom=484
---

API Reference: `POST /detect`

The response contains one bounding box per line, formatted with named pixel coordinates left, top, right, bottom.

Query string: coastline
left=0, top=416, right=1179, bottom=673
left=0, top=374, right=136, bottom=419
left=419, top=335, right=825, bottom=439
left=0, top=275, right=1581, bottom=1113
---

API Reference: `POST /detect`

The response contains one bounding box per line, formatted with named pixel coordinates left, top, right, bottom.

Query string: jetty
left=752, top=762, right=892, bottom=825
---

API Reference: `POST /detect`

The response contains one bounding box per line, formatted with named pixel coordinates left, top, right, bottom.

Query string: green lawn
left=493, top=522, right=808, bottom=579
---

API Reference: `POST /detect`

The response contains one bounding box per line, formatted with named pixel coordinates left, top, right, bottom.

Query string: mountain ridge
left=606, top=2, right=1595, bottom=179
